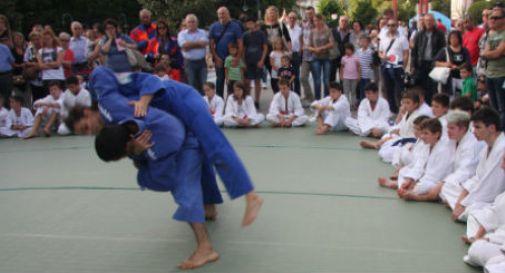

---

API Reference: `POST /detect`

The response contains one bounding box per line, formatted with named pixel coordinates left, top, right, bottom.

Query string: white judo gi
left=33, top=94, right=61, bottom=117
left=0, top=107, right=10, bottom=137
left=203, top=95, right=225, bottom=126
left=465, top=192, right=505, bottom=267
left=58, top=88, right=92, bottom=135
left=439, top=130, right=483, bottom=210
left=458, top=133, right=505, bottom=221
left=345, top=97, right=391, bottom=136
left=378, top=108, right=423, bottom=163
left=266, top=91, right=308, bottom=127
left=310, top=95, right=351, bottom=131
left=223, top=95, right=265, bottom=127
left=4, top=107, right=34, bottom=138
left=398, top=137, right=454, bottom=193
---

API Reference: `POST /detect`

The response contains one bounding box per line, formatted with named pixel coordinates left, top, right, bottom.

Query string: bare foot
left=360, top=140, right=378, bottom=149
left=378, top=177, right=397, bottom=189
left=461, top=235, right=473, bottom=244
left=43, top=127, right=51, bottom=137
left=204, top=204, right=217, bottom=221
left=24, top=133, right=37, bottom=140
left=178, top=247, right=220, bottom=270
left=242, top=193, right=263, bottom=227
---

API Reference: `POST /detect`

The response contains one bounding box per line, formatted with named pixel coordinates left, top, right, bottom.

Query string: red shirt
left=463, top=27, right=485, bottom=65
left=63, top=49, right=75, bottom=78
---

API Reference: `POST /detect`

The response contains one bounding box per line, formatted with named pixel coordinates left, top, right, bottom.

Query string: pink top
left=341, top=55, right=360, bottom=80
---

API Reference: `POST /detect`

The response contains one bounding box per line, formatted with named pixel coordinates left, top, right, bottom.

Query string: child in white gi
left=311, top=82, right=351, bottom=135
left=223, top=81, right=264, bottom=128
left=5, top=95, right=33, bottom=138
left=266, top=79, right=307, bottom=127
left=203, top=82, right=225, bottom=126
left=26, top=80, right=62, bottom=138
left=58, top=76, right=91, bottom=135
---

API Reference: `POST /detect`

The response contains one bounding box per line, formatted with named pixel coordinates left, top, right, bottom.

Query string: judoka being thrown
left=65, top=67, right=263, bottom=269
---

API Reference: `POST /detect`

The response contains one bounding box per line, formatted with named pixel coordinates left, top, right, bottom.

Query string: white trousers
left=223, top=114, right=265, bottom=127
left=465, top=240, right=503, bottom=267
left=266, top=114, right=308, bottom=127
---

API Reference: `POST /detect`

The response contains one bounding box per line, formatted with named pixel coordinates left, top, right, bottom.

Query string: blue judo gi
left=96, top=77, right=211, bottom=223
left=90, top=67, right=254, bottom=200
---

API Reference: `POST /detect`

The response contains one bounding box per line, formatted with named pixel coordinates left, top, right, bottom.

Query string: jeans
left=215, top=66, right=225, bottom=98
left=487, top=76, right=505, bottom=129
left=415, top=61, right=436, bottom=104
left=382, top=66, right=405, bottom=113
left=184, top=58, right=207, bottom=94
left=292, top=52, right=301, bottom=95
left=311, top=58, right=331, bottom=100
left=357, top=78, right=371, bottom=102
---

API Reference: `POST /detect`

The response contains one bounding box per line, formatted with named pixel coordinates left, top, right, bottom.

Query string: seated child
left=310, top=82, right=351, bottom=135
left=203, top=82, right=225, bottom=126
left=0, top=95, right=10, bottom=137
left=223, top=81, right=264, bottom=128
left=26, top=80, right=62, bottom=138
left=266, top=79, right=307, bottom=127
left=378, top=115, right=431, bottom=189
left=5, top=95, right=34, bottom=138
left=360, top=91, right=422, bottom=163
left=345, top=82, right=390, bottom=138
left=58, top=76, right=92, bottom=135
left=396, top=118, right=454, bottom=200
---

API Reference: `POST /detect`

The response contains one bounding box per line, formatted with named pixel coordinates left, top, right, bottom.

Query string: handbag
left=429, top=49, right=451, bottom=84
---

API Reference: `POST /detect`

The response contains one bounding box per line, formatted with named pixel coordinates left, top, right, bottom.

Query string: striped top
left=357, top=47, right=374, bottom=80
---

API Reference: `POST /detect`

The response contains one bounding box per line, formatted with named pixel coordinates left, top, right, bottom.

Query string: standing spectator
left=59, top=32, right=75, bottom=78
left=209, top=6, right=243, bottom=97
left=37, top=29, right=65, bottom=95
left=434, top=30, right=471, bottom=95
left=69, top=21, right=91, bottom=77
left=412, top=13, right=446, bottom=104
left=10, top=32, right=26, bottom=93
left=340, top=43, right=361, bottom=108
left=24, top=32, right=44, bottom=103
left=261, top=6, right=292, bottom=92
left=129, top=9, right=157, bottom=54
left=300, top=6, right=316, bottom=102
left=146, top=20, right=183, bottom=81
left=178, top=14, right=208, bottom=93
left=309, top=14, right=334, bottom=100
left=349, top=21, right=364, bottom=49
left=477, top=10, right=493, bottom=77
left=479, top=8, right=493, bottom=30
left=0, top=39, right=14, bottom=108
left=224, top=42, right=245, bottom=93
left=269, top=38, right=288, bottom=94
left=379, top=9, right=407, bottom=40
left=482, top=7, right=505, bottom=128
left=0, top=15, right=13, bottom=48
left=287, top=11, right=302, bottom=95
left=356, top=35, right=374, bottom=101
left=99, top=18, right=137, bottom=73
left=463, top=15, right=485, bottom=68
left=331, top=16, right=350, bottom=83
left=379, top=19, right=409, bottom=113
left=243, top=15, right=268, bottom=108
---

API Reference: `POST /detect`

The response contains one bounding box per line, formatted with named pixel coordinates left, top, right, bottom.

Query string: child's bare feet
left=242, top=192, right=263, bottom=227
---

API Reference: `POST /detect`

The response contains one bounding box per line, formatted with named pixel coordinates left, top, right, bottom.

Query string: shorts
left=246, top=65, right=263, bottom=80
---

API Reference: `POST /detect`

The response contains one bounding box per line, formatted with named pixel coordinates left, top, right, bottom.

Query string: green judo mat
left=0, top=128, right=480, bottom=273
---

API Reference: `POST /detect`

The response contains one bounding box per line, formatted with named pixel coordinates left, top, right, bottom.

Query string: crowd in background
left=1, top=4, right=505, bottom=271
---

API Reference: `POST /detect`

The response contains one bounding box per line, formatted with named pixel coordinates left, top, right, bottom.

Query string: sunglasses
left=490, top=16, right=505, bottom=20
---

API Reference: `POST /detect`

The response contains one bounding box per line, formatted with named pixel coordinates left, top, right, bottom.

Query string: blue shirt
left=208, top=20, right=243, bottom=60
left=69, top=36, right=89, bottom=63
left=100, top=33, right=135, bottom=72
left=0, top=44, right=14, bottom=73
left=177, top=28, right=208, bottom=60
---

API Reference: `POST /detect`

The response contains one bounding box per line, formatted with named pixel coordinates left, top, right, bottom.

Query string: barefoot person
left=310, top=82, right=351, bottom=135
left=266, top=79, right=307, bottom=127
left=84, top=67, right=263, bottom=227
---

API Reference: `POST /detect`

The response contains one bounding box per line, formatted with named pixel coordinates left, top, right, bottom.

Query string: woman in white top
left=37, top=29, right=65, bottom=94
left=223, top=81, right=264, bottom=128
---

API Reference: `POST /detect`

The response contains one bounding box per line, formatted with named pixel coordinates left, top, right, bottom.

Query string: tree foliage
left=316, top=0, right=344, bottom=27
left=352, top=0, right=378, bottom=26
left=468, top=0, right=494, bottom=25
left=1, top=0, right=141, bottom=35
left=137, top=0, right=297, bottom=30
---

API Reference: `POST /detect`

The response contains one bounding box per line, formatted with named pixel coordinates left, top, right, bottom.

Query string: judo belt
left=391, top=137, right=416, bottom=147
